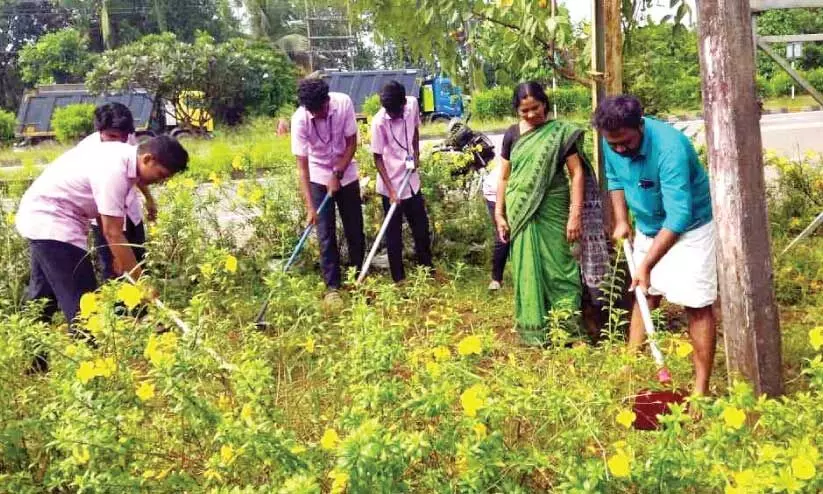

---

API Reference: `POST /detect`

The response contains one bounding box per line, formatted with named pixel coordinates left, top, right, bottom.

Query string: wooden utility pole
left=604, top=0, right=623, bottom=94
left=695, top=0, right=783, bottom=396
left=591, top=0, right=607, bottom=186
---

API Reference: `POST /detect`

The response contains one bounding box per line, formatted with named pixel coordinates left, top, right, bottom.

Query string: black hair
left=380, top=80, right=406, bottom=115
left=593, top=95, right=644, bottom=131
left=512, top=81, right=550, bottom=111
left=93, top=102, right=135, bottom=134
left=297, top=78, right=330, bottom=113
left=137, top=136, right=189, bottom=174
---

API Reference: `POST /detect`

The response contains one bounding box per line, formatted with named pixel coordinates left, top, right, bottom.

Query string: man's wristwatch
left=333, top=169, right=344, bottom=180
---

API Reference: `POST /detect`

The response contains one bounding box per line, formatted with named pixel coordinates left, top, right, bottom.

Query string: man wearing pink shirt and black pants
left=370, top=81, right=433, bottom=283
left=291, top=79, right=365, bottom=301
left=16, top=136, right=188, bottom=370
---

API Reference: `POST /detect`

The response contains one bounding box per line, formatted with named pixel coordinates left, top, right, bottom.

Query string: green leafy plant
left=51, top=103, right=94, bottom=143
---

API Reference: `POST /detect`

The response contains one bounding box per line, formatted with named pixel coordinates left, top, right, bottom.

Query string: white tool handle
left=622, top=239, right=665, bottom=367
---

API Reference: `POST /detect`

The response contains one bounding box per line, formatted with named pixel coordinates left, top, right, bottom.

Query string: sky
left=564, top=0, right=697, bottom=24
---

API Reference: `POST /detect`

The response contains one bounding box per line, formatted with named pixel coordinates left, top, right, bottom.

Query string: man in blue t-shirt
left=594, top=95, right=717, bottom=396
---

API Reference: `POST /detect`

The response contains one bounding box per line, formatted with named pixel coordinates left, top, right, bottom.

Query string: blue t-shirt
left=603, top=117, right=713, bottom=236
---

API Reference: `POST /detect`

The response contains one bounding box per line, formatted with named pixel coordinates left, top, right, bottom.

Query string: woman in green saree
left=495, top=82, right=608, bottom=345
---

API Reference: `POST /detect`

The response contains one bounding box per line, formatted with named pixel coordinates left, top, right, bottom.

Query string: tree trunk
left=605, top=0, right=623, bottom=94
left=100, top=0, right=113, bottom=50
left=695, top=0, right=783, bottom=396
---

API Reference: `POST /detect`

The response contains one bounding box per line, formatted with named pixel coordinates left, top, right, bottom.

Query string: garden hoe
left=254, top=193, right=333, bottom=329
left=357, top=165, right=415, bottom=284
left=622, top=239, right=686, bottom=430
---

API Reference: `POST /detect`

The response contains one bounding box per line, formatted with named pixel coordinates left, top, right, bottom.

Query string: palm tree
left=235, top=0, right=311, bottom=71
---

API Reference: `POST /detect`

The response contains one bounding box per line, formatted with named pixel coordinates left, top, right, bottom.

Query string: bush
left=550, top=86, right=591, bottom=114
left=470, top=86, right=512, bottom=120
left=805, top=68, right=823, bottom=93
left=0, top=109, right=15, bottom=144
left=668, top=76, right=702, bottom=109
left=362, top=93, right=382, bottom=118
left=769, top=72, right=794, bottom=98
left=51, top=103, right=95, bottom=143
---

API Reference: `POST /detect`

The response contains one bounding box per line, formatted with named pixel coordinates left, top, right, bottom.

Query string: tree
left=0, top=0, right=72, bottom=110
left=18, top=28, right=94, bottom=85
left=86, top=32, right=296, bottom=127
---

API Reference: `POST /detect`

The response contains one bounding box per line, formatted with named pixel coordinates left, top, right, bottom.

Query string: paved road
left=425, top=111, right=823, bottom=161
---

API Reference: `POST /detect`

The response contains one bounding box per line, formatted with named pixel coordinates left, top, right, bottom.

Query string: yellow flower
left=425, top=361, right=442, bottom=378
left=456, top=334, right=483, bottom=356
left=135, top=381, right=156, bottom=401
left=220, top=444, right=237, bottom=465
left=117, top=283, right=143, bottom=310
left=725, top=486, right=744, bottom=494
left=473, top=422, right=487, bottom=439
left=791, top=456, right=816, bottom=480
left=721, top=406, right=746, bottom=430
left=231, top=155, right=244, bottom=170
left=732, top=469, right=756, bottom=488
left=209, top=172, right=222, bottom=185
left=65, top=344, right=80, bottom=358
left=86, top=314, right=104, bottom=335
left=240, top=403, right=254, bottom=425
left=224, top=254, right=238, bottom=274
left=304, top=336, right=316, bottom=354
left=432, top=346, right=451, bottom=362
left=217, top=395, right=231, bottom=411
left=182, top=177, right=196, bottom=189
left=329, top=469, right=349, bottom=494
left=247, top=187, right=264, bottom=204
left=460, top=384, right=487, bottom=417
left=94, top=357, right=116, bottom=378
left=810, top=327, right=823, bottom=351
left=72, top=445, right=90, bottom=465
left=675, top=340, right=693, bottom=358
left=607, top=451, right=631, bottom=478
left=76, top=360, right=97, bottom=384
left=4, top=212, right=14, bottom=226
left=79, top=292, right=98, bottom=319
left=320, top=428, right=340, bottom=451
left=616, top=409, right=636, bottom=429
left=200, top=263, right=215, bottom=278
left=289, top=445, right=307, bottom=455
left=141, top=469, right=156, bottom=479
left=203, top=468, right=223, bottom=482
left=145, top=332, right=178, bottom=368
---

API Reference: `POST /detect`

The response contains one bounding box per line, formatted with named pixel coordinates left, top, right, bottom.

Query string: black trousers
left=91, top=218, right=146, bottom=280
left=486, top=200, right=510, bottom=282
left=25, top=239, right=98, bottom=325
left=310, top=181, right=365, bottom=289
left=381, top=191, right=433, bottom=282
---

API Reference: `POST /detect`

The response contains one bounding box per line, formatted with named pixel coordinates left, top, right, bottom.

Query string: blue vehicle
left=317, top=69, right=464, bottom=122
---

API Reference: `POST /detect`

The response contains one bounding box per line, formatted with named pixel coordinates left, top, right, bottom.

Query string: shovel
left=622, top=239, right=686, bottom=430
left=254, top=193, right=333, bottom=329
left=357, top=166, right=415, bottom=284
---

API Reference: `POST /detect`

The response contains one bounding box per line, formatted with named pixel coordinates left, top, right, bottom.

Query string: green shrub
left=362, top=93, right=382, bottom=118
left=805, top=68, right=823, bottom=93
left=51, top=103, right=94, bottom=143
left=769, top=72, right=794, bottom=98
left=470, top=86, right=512, bottom=121
left=668, top=76, right=702, bottom=109
left=0, top=109, right=15, bottom=144
left=550, top=86, right=591, bottom=114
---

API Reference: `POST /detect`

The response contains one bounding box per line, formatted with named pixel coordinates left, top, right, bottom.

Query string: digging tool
left=781, top=210, right=823, bottom=256
left=254, top=193, right=333, bottom=329
left=357, top=166, right=415, bottom=284
left=622, top=239, right=686, bottom=430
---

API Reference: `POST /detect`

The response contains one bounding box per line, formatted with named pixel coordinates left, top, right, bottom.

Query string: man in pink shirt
left=16, top=136, right=188, bottom=368
left=80, top=103, right=158, bottom=280
left=291, top=78, right=364, bottom=298
left=370, top=81, right=433, bottom=283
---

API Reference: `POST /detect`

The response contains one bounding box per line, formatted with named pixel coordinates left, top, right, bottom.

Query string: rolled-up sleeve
left=90, top=156, right=131, bottom=218
left=369, top=117, right=385, bottom=155
left=291, top=112, right=308, bottom=157
left=659, top=147, right=693, bottom=234
left=342, top=96, right=358, bottom=138
left=603, top=141, right=623, bottom=191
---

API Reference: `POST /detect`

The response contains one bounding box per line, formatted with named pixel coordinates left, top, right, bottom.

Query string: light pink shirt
left=291, top=92, right=359, bottom=187
left=16, top=142, right=138, bottom=250
left=369, top=96, right=421, bottom=200
left=77, top=132, right=143, bottom=226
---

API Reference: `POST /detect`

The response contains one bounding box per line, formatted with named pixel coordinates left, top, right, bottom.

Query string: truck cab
left=421, top=76, right=463, bottom=122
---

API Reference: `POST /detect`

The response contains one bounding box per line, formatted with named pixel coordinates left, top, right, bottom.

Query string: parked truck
left=14, top=84, right=213, bottom=145
left=316, top=69, right=464, bottom=122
